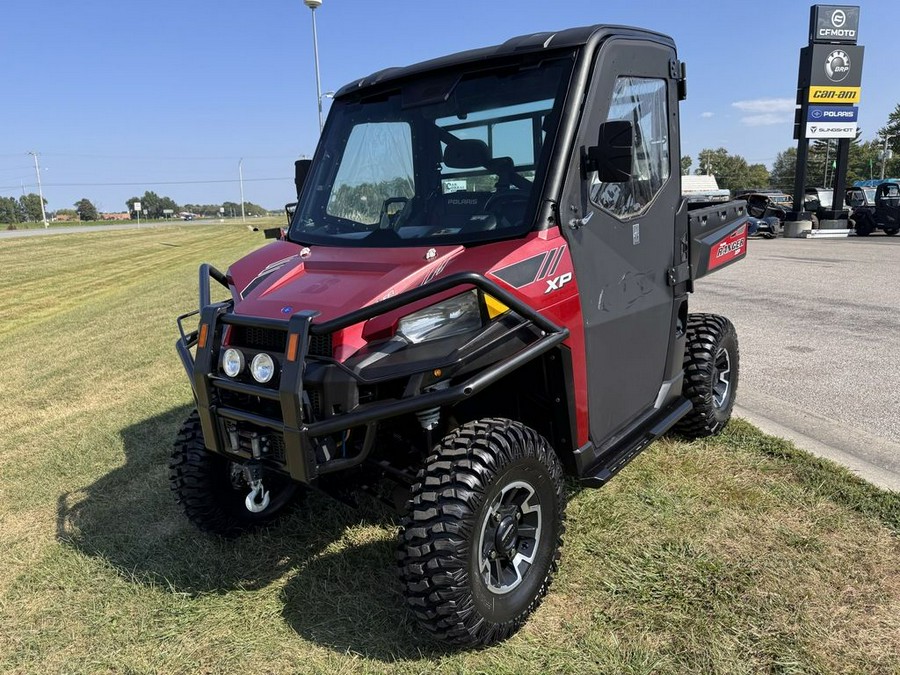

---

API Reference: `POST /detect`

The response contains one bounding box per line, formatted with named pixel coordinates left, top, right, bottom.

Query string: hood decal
left=240, top=255, right=298, bottom=299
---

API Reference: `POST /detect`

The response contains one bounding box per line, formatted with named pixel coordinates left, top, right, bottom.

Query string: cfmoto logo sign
left=825, top=50, right=851, bottom=83
left=831, top=9, right=846, bottom=28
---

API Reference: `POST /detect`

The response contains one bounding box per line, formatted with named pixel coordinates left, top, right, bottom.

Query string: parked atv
left=172, top=24, right=747, bottom=646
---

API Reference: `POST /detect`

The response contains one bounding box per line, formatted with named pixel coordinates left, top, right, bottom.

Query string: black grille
left=231, top=326, right=286, bottom=352
left=309, top=333, right=333, bottom=357
left=229, top=325, right=331, bottom=357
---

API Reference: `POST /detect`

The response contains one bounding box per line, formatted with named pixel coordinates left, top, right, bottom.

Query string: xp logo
left=831, top=9, right=845, bottom=28
left=281, top=306, right=293, bottom=314
left=825, top=50, right=851, bottom=82
left=545, top=272, right=572, bottom=294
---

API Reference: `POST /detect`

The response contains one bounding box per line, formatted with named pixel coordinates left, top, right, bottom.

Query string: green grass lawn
left=1, top=225, right=898, bottom=674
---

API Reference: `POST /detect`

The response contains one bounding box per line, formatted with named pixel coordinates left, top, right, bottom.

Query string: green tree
left=0, top=196, right=24, bottom=224
left=125, top=191, right=180, bottom=219
left=19, top=193, right=47, bottom=222
left=680, top=155, right=692, bottom=175
left=694, top=148, right=764, bottom=192
left=769, top=147, right=796, bottom=192
left=745, top=164, right=770, bottom=189
left=74, top=198, right=99, bottom=221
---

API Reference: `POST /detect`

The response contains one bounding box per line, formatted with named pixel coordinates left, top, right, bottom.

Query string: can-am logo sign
left=825, top=50, right=851, bottom=82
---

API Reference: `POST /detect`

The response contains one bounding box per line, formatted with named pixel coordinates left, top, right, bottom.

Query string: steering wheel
left=484, top=191, right=529, bottom=229
left=379, top=196, right=409, bottom=229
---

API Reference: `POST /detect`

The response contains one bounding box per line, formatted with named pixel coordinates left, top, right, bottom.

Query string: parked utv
left=848, top=183, right=900, bottom=236
left=172, top=24, right=748, bottom=646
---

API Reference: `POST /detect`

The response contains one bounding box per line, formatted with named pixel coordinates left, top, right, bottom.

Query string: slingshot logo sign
left=824, top=50, right=851, bottom=82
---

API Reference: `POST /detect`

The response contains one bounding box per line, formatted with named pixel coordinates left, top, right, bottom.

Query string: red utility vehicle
left=173, top=24, right=748, bottom=645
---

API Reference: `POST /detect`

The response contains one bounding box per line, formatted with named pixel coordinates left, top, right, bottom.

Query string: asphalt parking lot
left=695, top=233, right=900, bottom=491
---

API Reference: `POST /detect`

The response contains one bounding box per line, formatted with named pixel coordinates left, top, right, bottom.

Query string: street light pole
left=304, top=0, right=325, bottom=133
left=239, top=157, right=246, bottom=223
left=880, top=134, right=894, bottom=181
left=28, top=151, right=48, bottom=227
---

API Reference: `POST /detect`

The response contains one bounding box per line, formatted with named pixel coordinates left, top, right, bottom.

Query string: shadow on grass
left=56, top=404, right=443, bottom=661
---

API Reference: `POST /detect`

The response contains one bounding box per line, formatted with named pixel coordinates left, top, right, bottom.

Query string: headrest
left=443, top=139, right=490, bottom=169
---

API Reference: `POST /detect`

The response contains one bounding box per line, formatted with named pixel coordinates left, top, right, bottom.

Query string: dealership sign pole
left=789, top=5, right=863, bottom=233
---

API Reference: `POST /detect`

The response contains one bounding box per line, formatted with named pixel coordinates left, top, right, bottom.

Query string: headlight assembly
left=250, top=353, right=277, bottom=383
left=397, top=290, right=482, bottom=344
left=222, top=348, right=245, bottom=377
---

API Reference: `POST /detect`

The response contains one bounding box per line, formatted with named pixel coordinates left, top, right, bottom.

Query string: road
left=0, top=218, right=220, bottom=239
left=695, top=234, right=900, bottom=492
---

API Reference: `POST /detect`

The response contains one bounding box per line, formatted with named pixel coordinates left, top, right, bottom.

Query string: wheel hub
left=477, top=480, right=543, bottom=594
left=494, top=516, right=519, bottom=555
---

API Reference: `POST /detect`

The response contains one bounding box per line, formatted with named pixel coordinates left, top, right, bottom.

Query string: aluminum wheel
left=477, top=480, right=543, bottom=595
left=712, top=347, right=732, bottom=410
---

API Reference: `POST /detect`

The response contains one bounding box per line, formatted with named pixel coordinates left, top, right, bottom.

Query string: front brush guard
left=176, top=264, right=569, bottom=484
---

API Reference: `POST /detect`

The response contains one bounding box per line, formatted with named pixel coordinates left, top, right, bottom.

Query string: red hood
left=227, top=241, right=464, bottom=322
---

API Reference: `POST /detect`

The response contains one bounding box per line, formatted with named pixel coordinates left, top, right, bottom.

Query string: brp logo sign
left=825, top=50, right=851, bottom=82
left=831, top=9, right=846, bottom=28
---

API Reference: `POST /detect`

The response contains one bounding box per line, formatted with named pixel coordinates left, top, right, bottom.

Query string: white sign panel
left=133, top=201, right=141, bottom=211
left=805, top=121, right=857, bottom=139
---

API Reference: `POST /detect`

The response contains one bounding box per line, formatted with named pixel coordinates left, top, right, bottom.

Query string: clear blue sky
left=1, top=0, right=894, bottom=212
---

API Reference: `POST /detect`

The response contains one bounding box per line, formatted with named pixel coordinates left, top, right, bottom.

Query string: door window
left=590, top=77, right=670, bottom=219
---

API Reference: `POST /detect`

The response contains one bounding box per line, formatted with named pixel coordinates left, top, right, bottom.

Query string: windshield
left=289, top=54, right=574, bottom=247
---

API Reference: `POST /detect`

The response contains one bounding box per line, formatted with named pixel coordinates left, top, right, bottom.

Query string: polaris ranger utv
left=173, top=24, right=747, bottom=646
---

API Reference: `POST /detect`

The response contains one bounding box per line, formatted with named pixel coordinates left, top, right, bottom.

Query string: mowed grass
left=1, top=224, right=899, bottom=674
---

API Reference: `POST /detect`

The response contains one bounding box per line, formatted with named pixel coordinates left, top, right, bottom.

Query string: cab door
left=560, top=39, right=681, bottom=445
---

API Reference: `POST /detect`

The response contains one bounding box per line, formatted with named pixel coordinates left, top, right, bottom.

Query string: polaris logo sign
left=810, top=5, right=859, bottom=44
left=807, top=105, right=858, bottom=122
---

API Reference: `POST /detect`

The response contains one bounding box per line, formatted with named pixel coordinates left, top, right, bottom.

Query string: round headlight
left=250, top=353, right=276, bottom=383
left=222, top=348, right=245, bottom=377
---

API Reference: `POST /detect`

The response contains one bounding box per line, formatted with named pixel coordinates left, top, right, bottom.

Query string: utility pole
left=239, top=158, right=246, bottom=223
left=28, top=151, right=48, bottom=227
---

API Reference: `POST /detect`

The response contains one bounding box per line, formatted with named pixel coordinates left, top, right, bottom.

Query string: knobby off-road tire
left=170, top=410, right=298, bottom=537
left=675, top=314, right=739, bottom=439
left=398, top=419, right=565, bottom=646
left=853, top=213, right=874, bottom=237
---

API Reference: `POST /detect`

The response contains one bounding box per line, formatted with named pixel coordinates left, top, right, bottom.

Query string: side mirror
left=585, top=120, right=633, bottom=183
left=294, top=159, right=312, bottom=199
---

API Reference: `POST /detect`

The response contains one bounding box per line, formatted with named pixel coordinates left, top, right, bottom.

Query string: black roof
left=335, top=24, right=675, bottom=99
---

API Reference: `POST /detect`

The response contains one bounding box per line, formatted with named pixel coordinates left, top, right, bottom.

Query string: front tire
left=169, top=410, right=298, bottom=537
left=397, top=419, right=565, bottom=646
left=675, top=314, right=740, bottom=439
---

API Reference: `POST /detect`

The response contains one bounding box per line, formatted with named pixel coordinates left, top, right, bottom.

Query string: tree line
left=682, top=102, right=900, bottom=193
left=0, top=189, right=272, bottom=225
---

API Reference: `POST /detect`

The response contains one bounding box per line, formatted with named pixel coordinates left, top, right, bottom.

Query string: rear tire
left=397, top=419, right=565, bottom=646
left=853, top=213, right=874, bottom=236
left=675, top=314, right=739, bottom=439
left=169, top=410, right=299, bottom=537
left=884, top=228, right=898, bottom=236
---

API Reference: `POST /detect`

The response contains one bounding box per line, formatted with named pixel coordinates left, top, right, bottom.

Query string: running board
left=579, top=399, right=692, bottom=488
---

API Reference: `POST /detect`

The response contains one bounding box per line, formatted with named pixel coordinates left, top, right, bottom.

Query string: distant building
left=101, top=212, right=131, bottom=221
